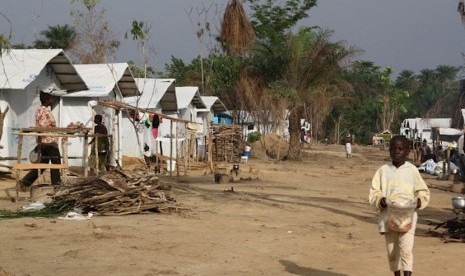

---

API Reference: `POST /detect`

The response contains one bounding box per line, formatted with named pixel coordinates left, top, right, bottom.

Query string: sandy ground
left=0, top=144, right=464, bottom=276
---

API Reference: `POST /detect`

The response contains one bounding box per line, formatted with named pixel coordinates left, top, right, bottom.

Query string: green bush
left=247, top=131, right=261, bottom=143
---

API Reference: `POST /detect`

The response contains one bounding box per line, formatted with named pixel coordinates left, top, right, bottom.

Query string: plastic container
left=386, top=195, right=417, bottom=232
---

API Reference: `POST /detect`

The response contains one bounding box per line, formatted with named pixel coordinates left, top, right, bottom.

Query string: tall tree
left=283, top=28, right=356, bottom=158
left=70, top=0, right=120, bottom=63
left=33, top=24, right=77, bottom=50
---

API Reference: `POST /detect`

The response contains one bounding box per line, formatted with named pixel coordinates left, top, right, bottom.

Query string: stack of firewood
left=54, top=169, right=177, bottom=215
left=210, top=124, right=244, bottom=162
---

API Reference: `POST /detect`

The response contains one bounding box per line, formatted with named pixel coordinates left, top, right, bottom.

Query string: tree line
left=1, top=0, right=463, bottom=159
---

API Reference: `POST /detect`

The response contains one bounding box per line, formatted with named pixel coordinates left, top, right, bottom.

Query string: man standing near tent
left=19, top=91, right=61, bottom=191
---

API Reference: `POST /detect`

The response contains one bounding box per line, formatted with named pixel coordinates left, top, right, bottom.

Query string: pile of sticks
left=210, top=124, right=244, bottom=162
left=54, top=169, right=176, bottom=215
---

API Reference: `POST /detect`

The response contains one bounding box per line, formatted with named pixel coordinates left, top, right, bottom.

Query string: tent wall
left=60, top=96, right=119, bottom=167
left=0, top=69, right=63, bottom=169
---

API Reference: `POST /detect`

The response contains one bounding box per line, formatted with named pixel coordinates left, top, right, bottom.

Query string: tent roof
left=124, top=78, right=177, bottom=112
left=438, top=128, right=463, bottom=136
left=197, top=96, right=227, bottom=114
left=175, top=86, right=206, bottom=109
left=0, top=49, right=87, bottom=92
left=64, top=63, right=139, bottom=98
left=416, top=118, right=451, bottom=131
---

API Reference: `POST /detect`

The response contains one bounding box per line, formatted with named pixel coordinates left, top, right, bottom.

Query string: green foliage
left=0, top=201, right=72, bottom=220
left=247, top=131, right=261, bottom=143
left=164, top=56, right=189, bottom=84
left=125, top=20, right=147, bottom=41
left=33, top=24, right=77, bottom=50
left=127, top=60, right=159, bottom=78
left=247, top=0, right=317, bottom=40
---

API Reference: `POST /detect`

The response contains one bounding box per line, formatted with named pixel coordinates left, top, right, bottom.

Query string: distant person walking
left=345, top=135, right=352, bottom=159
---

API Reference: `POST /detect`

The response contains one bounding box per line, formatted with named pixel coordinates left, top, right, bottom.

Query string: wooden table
left=13, top=127, right=90, bottom=200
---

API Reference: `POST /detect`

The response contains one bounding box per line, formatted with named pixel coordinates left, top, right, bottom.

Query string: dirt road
left=0, top=144, right=462, bottom=275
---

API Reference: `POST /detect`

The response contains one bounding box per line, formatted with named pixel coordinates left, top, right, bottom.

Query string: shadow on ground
left=279, top=260, right=346, bottom=276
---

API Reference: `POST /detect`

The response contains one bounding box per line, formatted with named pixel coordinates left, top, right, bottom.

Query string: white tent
left=0, top=49, right=87, bottom=170
left=60, top=63, right=139, bottom=167
left=400, top=117, right=451, bottom=144
left=121, top=78, right=177, bottom=158
left=197, top=96, right=227, bottom=135
left=152, top=86, right=207, bottom=159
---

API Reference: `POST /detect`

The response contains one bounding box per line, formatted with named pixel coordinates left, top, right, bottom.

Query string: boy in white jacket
left=369, top=135, right=430, bottom=276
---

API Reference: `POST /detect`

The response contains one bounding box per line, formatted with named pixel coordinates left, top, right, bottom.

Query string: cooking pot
left=452, top=197, right=465, bottom=209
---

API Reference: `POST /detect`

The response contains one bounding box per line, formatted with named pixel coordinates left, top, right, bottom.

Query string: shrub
left=247, top=131, right=261, bottom=143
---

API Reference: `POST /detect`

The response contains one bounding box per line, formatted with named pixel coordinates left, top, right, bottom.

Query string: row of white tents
left=400, top=117, right=464, bottom=147
left=0, top=49, right=227, bottom=171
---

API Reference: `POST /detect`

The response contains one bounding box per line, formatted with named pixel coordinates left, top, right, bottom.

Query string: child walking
left=369, top=135, right=430, bottom=276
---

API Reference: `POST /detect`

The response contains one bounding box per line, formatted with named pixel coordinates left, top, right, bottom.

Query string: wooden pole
left=184, top=125, right=188, bottom=176
left=83, top=131, right=88, bottom=177
left=176, top=121, right=179, bottom=177
left=62, top=137, right=68, bottom=175
left=94, top=134, right=99, bottom=173
left=155, top=137, right=159, bottom=174
left=15, top=134, right=23, bottom=198
left=170, top=120, right=173, bottom=178
left=209, top=133, right=213, bottom=172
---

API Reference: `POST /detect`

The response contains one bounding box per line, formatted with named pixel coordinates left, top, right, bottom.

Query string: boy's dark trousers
left=22, top=144, right=62, bottom=186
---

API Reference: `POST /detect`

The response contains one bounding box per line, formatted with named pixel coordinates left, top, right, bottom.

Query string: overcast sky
left=1, top=0, right=465, bottom=77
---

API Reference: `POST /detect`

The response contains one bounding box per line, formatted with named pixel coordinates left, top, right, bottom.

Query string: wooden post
left=176, top=121, right=179, bottom=177
left=94, top=134, right=99, bottom=173
left=15, top=134, right=23, bottom=198
left=184, top=127, right=188, bottom=176
left=62, top=137, right=68, bottom=175
left=446, top=147, right=451, bottom=178
left=169, top=120, right=173, bottom=178
left=155, top=137, right=159, bottom=174
left=209, top=134, right=214, bottom=172
left=83, top=131, right=89, bottom=177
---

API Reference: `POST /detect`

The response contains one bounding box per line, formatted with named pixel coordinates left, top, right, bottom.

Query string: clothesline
left=96, top=100, right=200, bottom=124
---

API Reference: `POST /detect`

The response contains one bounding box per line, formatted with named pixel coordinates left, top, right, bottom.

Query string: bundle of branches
left=210, top=124, right=244, bottom=162
left=53, top=169, right=176, bottom=215
left=220, top=0, right=254, bottom=55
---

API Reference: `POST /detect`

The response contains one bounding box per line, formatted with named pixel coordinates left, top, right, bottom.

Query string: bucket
left=166, top=160, right=176, bottom=172
left=243, top=146, right=251, bottom=157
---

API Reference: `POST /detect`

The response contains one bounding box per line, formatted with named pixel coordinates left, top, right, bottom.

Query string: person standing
left=88, top=114, right=109, bottom=174
left=345, top=135, right=352, bottom=159
left=369, top=135, right=430, bottom=276
left=20, top=91, right=62, bottom=191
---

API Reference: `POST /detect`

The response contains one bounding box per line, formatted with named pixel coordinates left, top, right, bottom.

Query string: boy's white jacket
left=369, top=161, right=430, bottom=232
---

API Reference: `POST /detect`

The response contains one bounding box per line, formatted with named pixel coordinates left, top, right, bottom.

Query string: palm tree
left=284, top=28, right=358, bottom=159
left=33, top=24, right=77, bottom=50
left=435, top=65, right=460, bottom=95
